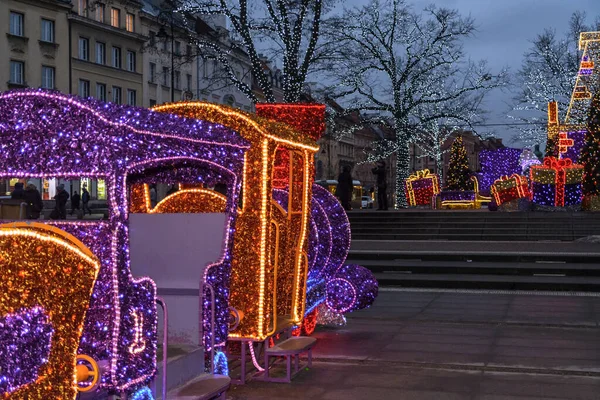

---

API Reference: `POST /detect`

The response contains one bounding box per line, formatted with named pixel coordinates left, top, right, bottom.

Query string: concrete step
left=351, top=233, right=581, bottom=241
left=374, top=272, right=600, bottom=291
left=350, top=259, right=600, bottom=276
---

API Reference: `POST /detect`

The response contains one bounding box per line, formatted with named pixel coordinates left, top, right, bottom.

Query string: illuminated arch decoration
left=130, top=184, right=227, bottom=214
left=0, top=90, right=249, bottom=396
left=0, top=222, right=100, bottom=399
left=152, top=102, right=321, bottom=340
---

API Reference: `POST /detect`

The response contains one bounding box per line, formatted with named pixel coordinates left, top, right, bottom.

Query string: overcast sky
left=343, top=0, right=599, bottom=146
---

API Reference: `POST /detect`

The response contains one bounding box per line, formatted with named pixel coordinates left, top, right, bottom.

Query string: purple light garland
left=0, top=307, right=53, bottom=396
left=478, top=148, right=523, bottom=195
left=0, top=89, right=249, bottom=394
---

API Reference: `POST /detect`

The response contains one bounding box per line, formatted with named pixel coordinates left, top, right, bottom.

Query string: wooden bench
left=169, top=374, right=231, bottom=400
left=260, top=336, right=317, bottom=383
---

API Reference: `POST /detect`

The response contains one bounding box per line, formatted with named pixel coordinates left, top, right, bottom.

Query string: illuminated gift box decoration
left=491, top=174, right=530, bottom=206
left=530, top=157, right=584, bottom=207
left=404, top=169, right=440, bottom=206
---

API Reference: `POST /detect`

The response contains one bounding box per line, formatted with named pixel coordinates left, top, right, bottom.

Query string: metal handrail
left=155, top=297, right=168, bottom=400
left=203, top=282, right=216, bottom=374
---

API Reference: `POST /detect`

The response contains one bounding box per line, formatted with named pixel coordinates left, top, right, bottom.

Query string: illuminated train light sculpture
left=0, top=90, right=378, bottom=399
left=0, top=89, right=250, bottom=398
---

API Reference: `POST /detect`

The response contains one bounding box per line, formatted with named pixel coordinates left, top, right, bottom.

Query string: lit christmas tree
left=582, top=90, right=600, bottom=197
left=446, top=136, right=472, bottom=191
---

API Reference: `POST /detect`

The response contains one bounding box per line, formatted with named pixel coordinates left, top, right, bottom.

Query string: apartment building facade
left=70, top=0, right=145, bottom=106
left=1, top=0, right=72, bottom=93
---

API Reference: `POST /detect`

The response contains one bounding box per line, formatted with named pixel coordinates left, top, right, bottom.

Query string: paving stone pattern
left=227, top=290, right=600, bottom=400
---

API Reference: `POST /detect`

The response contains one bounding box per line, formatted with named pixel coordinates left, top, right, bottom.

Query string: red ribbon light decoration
left=542, top=157, right=572, bottom=207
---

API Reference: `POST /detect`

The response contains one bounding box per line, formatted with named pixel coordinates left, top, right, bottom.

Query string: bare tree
left=179, top=0, right=334, bottom=103
left=508, top=11, right=600, bottom=148
left=323, top=0, right=507, bottom=208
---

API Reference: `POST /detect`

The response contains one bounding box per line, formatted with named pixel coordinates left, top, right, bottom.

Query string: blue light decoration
left=131, top=386, right=154, bottom=400
left=560, top=130, right=587, bottom=162
left=213, top=351, right=229, bottom=376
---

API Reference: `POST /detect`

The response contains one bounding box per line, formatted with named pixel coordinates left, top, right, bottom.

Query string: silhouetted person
left=82, top=186, right=91, bottom=215
left=336, top=166, right=353, bottom=211
left=52, top=184, right=69, bottom=220
left=372, top=161, right=388, bottom=210
left=11, top=182, right=25, bottom=199
left=70, top=191, right=80, bottom=215
left=149, top=185, right=157, bottom=208
left=24, top=182, right=43, bottom=219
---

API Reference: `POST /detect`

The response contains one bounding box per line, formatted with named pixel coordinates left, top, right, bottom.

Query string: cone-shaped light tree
left=446, top=136, right=472, bottom=191
left=582, top=90, right=600, bottom=196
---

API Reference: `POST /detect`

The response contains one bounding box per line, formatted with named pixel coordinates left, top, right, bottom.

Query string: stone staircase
left=347, top=211, right=600, bottom=291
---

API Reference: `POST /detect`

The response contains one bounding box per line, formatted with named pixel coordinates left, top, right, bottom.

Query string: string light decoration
left=491, top=174, right=530, bottom=206
left=0, top=307, right=53, bottom=396
left=213, top=351, right=229, bottom=376
left=581, top=87, right=600, bottom=210
left=0, top=90, right=250, bottom=395
left=179, top=0, right=325, bottom=104
left=436, top=191, right=477, bottom=209
left=0, top=223, right=100, bottom=400
left=565, top=32, right=600, bottom=125
left=326, top=265, right=378, bottom=314
left=404, top=169, right=440, bottom=206
left=153, top=102, right=321, bottom=340
left=477, top=148, right=523, bottom=195
left=130, top=386, right=155, bottom=400
left=530, top=157, right=584, bottom=207
left=446, top=136, right=472, bottom=191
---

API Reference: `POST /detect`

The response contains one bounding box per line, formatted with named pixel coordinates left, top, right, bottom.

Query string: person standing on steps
left=372, top=161, right=388, bottom=210
left=336, top=165, right=353, bottom=211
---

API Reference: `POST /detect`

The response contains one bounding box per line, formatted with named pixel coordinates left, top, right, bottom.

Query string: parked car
left=361, top=196, right=374, bottom=209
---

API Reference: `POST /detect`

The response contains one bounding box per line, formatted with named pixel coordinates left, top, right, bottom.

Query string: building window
left=41, top=66, right=55, bottom=89
left=149, top=99, right=157, bottom=107
left=202, top=60, right=208, bottom=78
left=126, top=13, right=134, bottom=32
left=112, top=86, right=121, bottom=104
left=127, top=89, right=136, bottom=105
left=149, top=62, right=156, bottom=83
left=78, top=79, right=90, bottom=98
left=186, top=44, right=192, bottom=57
left=174, top=71, right=181, bottom=90
left=78, top=37, right=89, bottom=61
left=41, top=19, right=54, bottom=42
left=112, top=46, right=121, bottom=68
left=95, top=3, right=105, bottom=22
left=162, top=39, right=168, bottom=52
left=149, top=31, right=156, bottom=47
left=78, top=0, right=88, bottom=17
left=174, top=41, right=181, bottom=56
left=9, top=61, right=24, bottom=85
left=10, top=12, right=24, bottom=37
left=111, top=8, right=120, bottom=28
left=186, top=74, right=192, bottom=91
left=96, top=42, right=105, bottom=64
left=126, top=51, right=136, bottom=72
left=162, top=67, right=168, bottom=86
left=96, top=83, right=106, bottom=101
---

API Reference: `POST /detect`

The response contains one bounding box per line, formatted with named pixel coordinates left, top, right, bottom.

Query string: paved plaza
left=226, top=289, right=600, bottom=400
